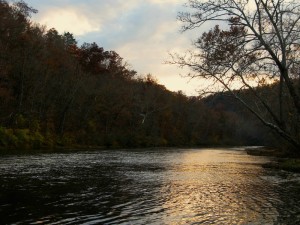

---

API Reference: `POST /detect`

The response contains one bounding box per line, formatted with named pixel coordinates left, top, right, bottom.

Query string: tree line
left=0, top=0, right=291, bottom=150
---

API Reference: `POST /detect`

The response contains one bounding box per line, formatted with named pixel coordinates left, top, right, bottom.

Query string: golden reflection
left=160, top=149, right=279, bottom=224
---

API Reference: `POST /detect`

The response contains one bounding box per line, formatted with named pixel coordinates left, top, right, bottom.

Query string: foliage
left=0, top=0, right=294, bottom=151
left=0, top=126, right=45, bottom=149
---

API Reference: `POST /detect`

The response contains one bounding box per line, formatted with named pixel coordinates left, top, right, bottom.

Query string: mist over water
left=0, top=148, right=300, bottom=224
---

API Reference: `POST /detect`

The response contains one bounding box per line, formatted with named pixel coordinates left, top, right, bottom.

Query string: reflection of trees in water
left=0, top=152, right=167, bottom=224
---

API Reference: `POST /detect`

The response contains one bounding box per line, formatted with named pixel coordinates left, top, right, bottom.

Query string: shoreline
left=246, top=146, right=300, bottom=173
left=2, top=145, right=300, bottom=173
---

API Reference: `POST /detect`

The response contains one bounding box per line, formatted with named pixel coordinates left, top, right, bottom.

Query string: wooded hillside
left=0, top=0, right=289, bottom=150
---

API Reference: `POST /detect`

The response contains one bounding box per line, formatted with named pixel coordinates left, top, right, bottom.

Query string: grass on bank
left=263, top=159, right=300, bottom=173
left=246, top=146, right=300, bottom=173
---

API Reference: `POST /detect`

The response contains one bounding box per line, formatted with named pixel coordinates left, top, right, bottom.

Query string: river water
left=0, top=148, right=300, bottom=225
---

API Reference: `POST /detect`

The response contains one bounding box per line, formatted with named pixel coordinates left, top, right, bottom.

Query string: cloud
left=38, top=8, right=100, bottom=35
left=29, top=0, right=140, bottom=35
left=26, top=0, right=204, bottom=95
left=147, top=0, right=182, bottom=5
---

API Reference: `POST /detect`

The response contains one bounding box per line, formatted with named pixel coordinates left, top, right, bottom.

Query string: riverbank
left=246, top=146, right=300, bottom=173
left=262, top=158, right=300, bottom=173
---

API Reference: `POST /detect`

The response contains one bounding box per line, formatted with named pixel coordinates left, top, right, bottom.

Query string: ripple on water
left=0, top=149, right=300, bottom=224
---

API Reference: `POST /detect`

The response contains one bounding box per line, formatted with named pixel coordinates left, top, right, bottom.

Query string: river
left=0, top=148, right=300, bottom=224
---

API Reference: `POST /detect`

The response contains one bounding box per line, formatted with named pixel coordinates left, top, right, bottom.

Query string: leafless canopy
left=171, top=0, right=300, bottom=149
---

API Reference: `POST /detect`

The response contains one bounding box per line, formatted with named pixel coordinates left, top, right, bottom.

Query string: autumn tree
left=0, top=0, right=38, bottom=123
left=0, top=0, right=275, bottom=149
left=171, top=0, right=300, bottom=150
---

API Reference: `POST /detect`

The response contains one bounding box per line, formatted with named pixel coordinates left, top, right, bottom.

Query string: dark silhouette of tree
left=171, top=0, right=300, bottom=150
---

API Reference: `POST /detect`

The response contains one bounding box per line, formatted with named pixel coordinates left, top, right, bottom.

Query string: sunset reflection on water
left=159, top=149, right=279, bottom=224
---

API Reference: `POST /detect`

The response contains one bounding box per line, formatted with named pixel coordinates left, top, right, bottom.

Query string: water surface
left=0, top=148, right=300, bottom=224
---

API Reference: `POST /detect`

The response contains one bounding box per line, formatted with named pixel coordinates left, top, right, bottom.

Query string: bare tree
left=170, top=0, right=300, bottom=149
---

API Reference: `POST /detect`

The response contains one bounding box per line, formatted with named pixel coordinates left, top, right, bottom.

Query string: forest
left=0, top=0, right=290, bottom=151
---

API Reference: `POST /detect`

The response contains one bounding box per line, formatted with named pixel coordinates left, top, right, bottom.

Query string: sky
left=24, top=0, right=206, bottom=95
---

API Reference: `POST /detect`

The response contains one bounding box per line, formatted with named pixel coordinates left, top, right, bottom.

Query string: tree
left=171, top=0, right=300, bottom=150
left=0, top=0, right=38, bottom=123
